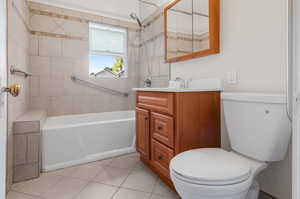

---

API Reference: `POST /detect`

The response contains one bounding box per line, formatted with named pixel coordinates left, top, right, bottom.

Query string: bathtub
left=42, top=110, right=136, bottom=172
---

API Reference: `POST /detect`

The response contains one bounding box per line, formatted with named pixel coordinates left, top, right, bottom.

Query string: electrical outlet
left=227, top=71, right=237, bottom=84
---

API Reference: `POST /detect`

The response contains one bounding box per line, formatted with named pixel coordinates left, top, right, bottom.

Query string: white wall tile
left=48, top=96, right=73, bottom=116
left=29, top=4, right=140, bottom=116
left=50, top=57, right=75, bottom=78
left=30, top=56, right=51, bottom=76
left=39, top=37, right=62, bottom=57
left=62, top=39, right=88, bottom=59
left=29, top=35, right=39, bottom=56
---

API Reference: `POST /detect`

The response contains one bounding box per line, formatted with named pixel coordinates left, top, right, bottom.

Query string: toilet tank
left=222, top=93, right=291, bottom=162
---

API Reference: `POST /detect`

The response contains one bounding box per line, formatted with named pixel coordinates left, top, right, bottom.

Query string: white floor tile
left=49, top=166, right=79, bottom=177
left=70, top=163, right=104, bottom=181
left=74, top=183, right=118, bottom=199
left=9, top=154, right=181, bottom=199
left=11, top=173, right=63, bottom=196
left=112, top=188, right=151, bottom=199
left=153, top=180, right=179, bottom=198
left=122, top=166, right=158, bottom=192
left=150, top=194, right=180, bottom=199
left=42, top=178, right=88, bottom=199
left=6, top=191, right=42, bottom=199
left=109, top=154, right=139, bottom=170
left=93, top=167, right=131, bottom=186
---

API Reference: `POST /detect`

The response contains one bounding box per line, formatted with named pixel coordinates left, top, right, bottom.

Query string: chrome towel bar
left=10, top=66, right=32, bottom=78
left=70, top=75, right=129, bottom=97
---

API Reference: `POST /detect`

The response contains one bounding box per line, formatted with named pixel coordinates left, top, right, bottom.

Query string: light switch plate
left=227, top=71, right=237, bottom=84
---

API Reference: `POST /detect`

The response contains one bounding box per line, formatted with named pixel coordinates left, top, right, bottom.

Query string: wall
left=29, top=0, right=139, bottom=22
left=7, top=0, right=30, bottom=190
left=28, top=1, right=140, bottom=116
left=170, top=0, right=290, bottom=198
left=138, top=1, right=170, bottom=87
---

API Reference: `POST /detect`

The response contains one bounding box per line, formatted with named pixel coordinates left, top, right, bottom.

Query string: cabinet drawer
left=151, top=139, right=174, bottom=178
left=137, top=92, right=174, bottom=115
left=151, top=112, right=174, bottom=148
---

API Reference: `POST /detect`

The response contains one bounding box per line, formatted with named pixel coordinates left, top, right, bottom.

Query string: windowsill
left=89, top=76, right=128, bottom=79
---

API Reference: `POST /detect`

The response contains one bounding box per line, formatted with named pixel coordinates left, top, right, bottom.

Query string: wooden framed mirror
left=164, top=0, right=220, bottom=63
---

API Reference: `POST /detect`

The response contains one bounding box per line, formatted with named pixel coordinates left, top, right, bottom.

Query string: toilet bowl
left=170, top=148, right=267, bottom=199
left=170, top=93, right=291, bottom=199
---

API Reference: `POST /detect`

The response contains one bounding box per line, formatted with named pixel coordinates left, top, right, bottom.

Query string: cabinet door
left=136, top=108, right=150, bottom=160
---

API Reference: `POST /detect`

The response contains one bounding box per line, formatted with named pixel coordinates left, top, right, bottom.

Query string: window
left=89, top=23, right=127, bottom=78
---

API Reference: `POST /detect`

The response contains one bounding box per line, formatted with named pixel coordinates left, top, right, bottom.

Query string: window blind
left=89, top=23, right=126, bottom=55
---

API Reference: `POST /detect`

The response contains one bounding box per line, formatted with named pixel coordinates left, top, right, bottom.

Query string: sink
left=132, top=78, right=223, bottom=92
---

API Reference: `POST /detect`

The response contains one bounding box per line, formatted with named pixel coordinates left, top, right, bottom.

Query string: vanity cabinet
left=135, top=91, right=221, bottom=189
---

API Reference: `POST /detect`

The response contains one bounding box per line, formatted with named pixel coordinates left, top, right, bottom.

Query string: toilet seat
left=170, top=148, right=253, bottom=186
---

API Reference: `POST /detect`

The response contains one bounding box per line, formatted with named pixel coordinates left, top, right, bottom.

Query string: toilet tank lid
left=221, top=92, right=286, bottom=104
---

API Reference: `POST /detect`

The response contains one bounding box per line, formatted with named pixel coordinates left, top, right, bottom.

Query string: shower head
left=130, top=12, right=143, bottom=28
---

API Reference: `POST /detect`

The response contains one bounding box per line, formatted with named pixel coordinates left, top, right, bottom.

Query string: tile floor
left=7, top=152, right=273, bottom=199
left=7, top=153, right=180, bottom=199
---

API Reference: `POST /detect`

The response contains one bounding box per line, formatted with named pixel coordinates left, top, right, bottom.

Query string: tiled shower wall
left=138, top=1, right=170, bottom=87
left=28, top=2, right=140, bottom=116
left=7, top=0, right=30, bottom=190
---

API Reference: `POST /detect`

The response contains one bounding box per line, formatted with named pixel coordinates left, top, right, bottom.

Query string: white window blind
left=89, top=23, right=126, bottom=55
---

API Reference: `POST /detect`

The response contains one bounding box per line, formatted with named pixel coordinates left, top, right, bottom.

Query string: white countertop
left=132, top=87, right=222, bottom=92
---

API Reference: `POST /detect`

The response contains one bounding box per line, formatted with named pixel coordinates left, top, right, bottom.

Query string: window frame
left=89, top=22, right=128, bottom=78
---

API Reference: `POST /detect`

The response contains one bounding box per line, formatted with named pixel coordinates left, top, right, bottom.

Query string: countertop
left=132, top=87, right=222, bottom=92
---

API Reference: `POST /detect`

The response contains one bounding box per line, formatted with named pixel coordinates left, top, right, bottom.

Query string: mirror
left=164, top=0, right=219, bottom=63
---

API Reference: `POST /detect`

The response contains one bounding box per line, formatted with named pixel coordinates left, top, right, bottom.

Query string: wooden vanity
left=134, top=89, right=221, bottom=189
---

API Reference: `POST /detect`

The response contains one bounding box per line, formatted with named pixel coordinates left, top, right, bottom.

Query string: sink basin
left=132, top=78, right=223, bottom=92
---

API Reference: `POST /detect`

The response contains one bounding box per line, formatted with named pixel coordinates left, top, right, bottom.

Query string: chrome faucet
left=175, top=77, right=186, bottom=88
left=144, top=78, right=152, bottom=88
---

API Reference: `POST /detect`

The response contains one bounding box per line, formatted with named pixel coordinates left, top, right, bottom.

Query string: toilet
left=170, top=92, right=291, bottom=199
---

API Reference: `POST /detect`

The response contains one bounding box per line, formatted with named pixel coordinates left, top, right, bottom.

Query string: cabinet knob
left=145, top=117, right=148, bottom=120
left=158, top=126, right=163, bottom=130
left=158, top=155, right=163, bottom=160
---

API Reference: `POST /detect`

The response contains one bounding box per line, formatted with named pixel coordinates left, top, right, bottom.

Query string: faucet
left=144, top=78, right=152, bottom=88
left=175, top=77, right=186, bottom=88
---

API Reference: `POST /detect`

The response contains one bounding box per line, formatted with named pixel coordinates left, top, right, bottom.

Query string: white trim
left=292, top=0, right=300, bottom=197
left=28, top=0, right=135, bottom=23
left=293, top=116, right=300, bottom=199
left=0, top=0, right=7, bottom=197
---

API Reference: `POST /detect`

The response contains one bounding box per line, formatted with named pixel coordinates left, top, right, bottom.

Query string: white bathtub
left=42, top=110, right=136, bottom=172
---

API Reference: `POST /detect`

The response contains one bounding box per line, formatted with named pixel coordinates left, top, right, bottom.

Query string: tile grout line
left=109, top=158, right=138, bottom=199
left=72, top=155, right=137, bottom=199
left=149, top=178, right=159, bottom=199
left=69, top=180, right=91, bottom=199
left=110, top=187, right=121, bottom=199
left=51, top=158, right=118, bottom=199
